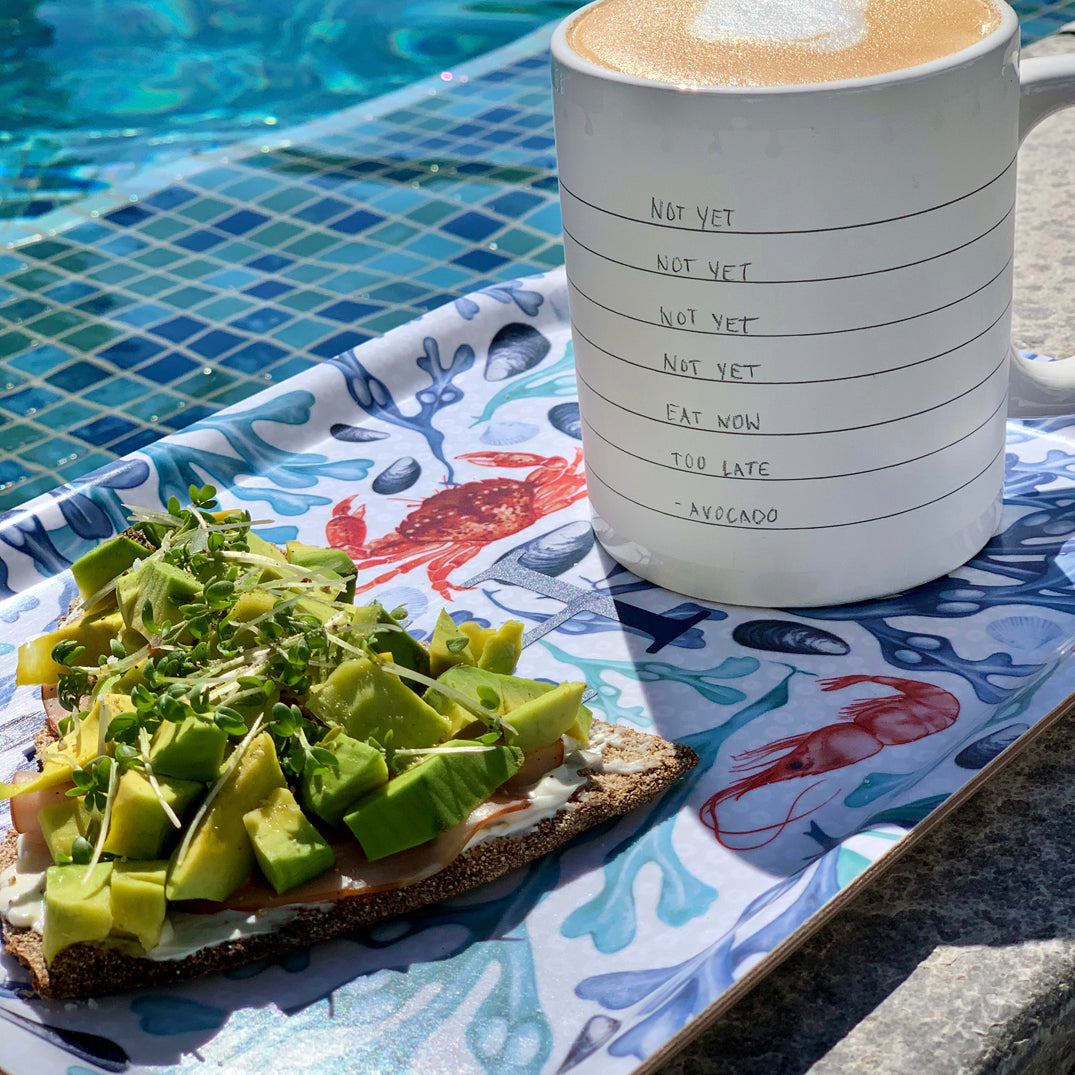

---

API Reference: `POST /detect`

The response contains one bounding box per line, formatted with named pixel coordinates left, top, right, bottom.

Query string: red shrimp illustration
left=326, top=449, right=587, bottom=599
left=700, top=675, right=960, bottom=850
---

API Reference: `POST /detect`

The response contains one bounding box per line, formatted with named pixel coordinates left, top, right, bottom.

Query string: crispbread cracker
left=1, top=720, right=696, bottom=998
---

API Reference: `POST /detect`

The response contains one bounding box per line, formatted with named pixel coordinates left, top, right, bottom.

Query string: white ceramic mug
left=551, top=2, right=1075, bottom=607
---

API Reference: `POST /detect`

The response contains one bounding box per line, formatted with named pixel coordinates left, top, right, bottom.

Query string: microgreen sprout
left=67, top=756, right=113, bottom=813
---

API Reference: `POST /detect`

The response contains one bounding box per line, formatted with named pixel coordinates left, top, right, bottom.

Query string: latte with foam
left=565, top=0, right=1004, bottom=87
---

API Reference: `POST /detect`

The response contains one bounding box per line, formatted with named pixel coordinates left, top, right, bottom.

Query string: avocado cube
left=360, top=602, right=432, bottom=679
left=110, top=860, right=168, bottom=951
left=427, top=666, right=594, bottom=744
left=307, top=657, right=450, bottom=749
left=102, top=770, right=202, bottom=859
left=243, top=787, right=335, bottom=894
left=286, top=540, right=357, bottom=601
left=300, top=728, right=389, bottom=826
left=476, top=620, right=524, bottom=675
left=428, top=609, right=476, bottom=677
left=166, top=732, right=286, bottom=902
left=501, top=680, right=587, bottom=753
left=344, top=740, right=523, bottom=861
left=149, top=716, right=228, bottom=782
left=16, top=609, right=126, bottom=686
left=38, top=798, right=90, bottom=864
left=70, top=534, right=149, bottom=610
left=117, top=559, right=201, bottom=638
left=42, top=862, right=113, bottom=964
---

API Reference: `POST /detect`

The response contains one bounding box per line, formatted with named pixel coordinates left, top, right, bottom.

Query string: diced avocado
left=428, top=609, right=476, bottom=677
left=300, top=728, right=389, bottom=826
left=149, top=715, right=228, bottom=782
left=476, top=620, right=524, bottom=675
left=231, top=589, right=277, bottom=623
left=70, top=534, right=149, bottom=611
left=307, top=657, right=451, bottom=749
left=110, top=860, right=168, bottom=951
left=243, top=787, right=335, bottom=894
left=16, top=609, right=126, bottom=686
left=117, top=560, right=202, bottom=638
left=38, top=798, right=90, bottom=864
left=245, top=532, right=290, bottom=584
left=42, top=862, right=113, bottom=964
left=344, top=740, right=523, bottom=861
left=166, top=731, right=286, bottom=902
left=357, top=603, right=431, bottom=679
left=102, top=770, right=202, bottom=859
left=285, top=540, right=357, bottom=601
left=501, top=680, right=586, bottom=753
left=427, top=665, right=594, bottom=744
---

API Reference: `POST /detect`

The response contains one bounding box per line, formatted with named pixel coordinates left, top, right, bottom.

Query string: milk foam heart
left=690, top=0, right=867, bottom=52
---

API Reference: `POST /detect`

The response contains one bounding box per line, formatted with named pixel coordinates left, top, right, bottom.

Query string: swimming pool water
left=1, top=0, right=579, bottom=219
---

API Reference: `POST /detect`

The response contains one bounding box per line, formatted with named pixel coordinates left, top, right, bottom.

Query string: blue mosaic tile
left=309, top=331, right=370, bottom=359
left=247, top=254, right=294, bottom=272
left=143, top=187, right=199, bottom=211
left=229, top=307, right=292, bottom=333
left=203, top=268, right=260, bottom=290
left=106, top=204, right=155, bottom=227
left=8, top=344, right=72, bottom=376
left=317, top=299, right=383, bottom=323
left=215, top=210, right=271, bottom=235
left=71, top=414, right=139, bottom=445
left=222, top=341, right=289, bottom=373
left=110, top=428, right=161, bottom=456
left=174, top=229, right=226, bottom=253
left=327, top=209, right=386, bottom=235
left=151, top=316, right=208, bottom=343
left=187, top=329, right=245, bottom=359
left=139, top=353, right=200, bottom=383
left=98, top=336, right=166, bottom=369
left=244, top=280, right=293, bottom=300
left=46, top=361, right=111, bottom=392
left=453, top=248, right=510, bottom=272
left=0, top=386, right=63, bottom=417
left=114, top=303, right=174, bottom=328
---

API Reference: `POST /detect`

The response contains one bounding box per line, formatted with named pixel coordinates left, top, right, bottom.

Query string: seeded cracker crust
left=1, top=720, right=697, bottom=999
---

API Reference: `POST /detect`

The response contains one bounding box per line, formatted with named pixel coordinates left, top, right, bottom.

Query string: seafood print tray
left=2, top=268, right=1075, bottom=1075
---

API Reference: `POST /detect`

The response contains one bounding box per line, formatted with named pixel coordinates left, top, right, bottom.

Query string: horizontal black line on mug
left=585, top=443, right=1004, bottom=532
left=580, top=391, right=1006, bottom=481
left=575, top=350, right=1007, bottom=437
left=561, top=202, right=1015, bottom=286
left=557, top=154, right=1016, bottom=237
left=566, top=256, right=1012, bottom=339
left=570, top=303, right=1011, bottom=386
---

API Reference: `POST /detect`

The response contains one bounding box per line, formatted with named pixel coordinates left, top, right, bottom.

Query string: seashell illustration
left=954, top=723, right=1029, bottom=769
left=986, top=615, right=1064, bottom=650
left=484, top=322, right=551, bottom=381
left=549, top=401, right=582, bottom=439
left=329, top=423, right=389, bottom=443
left=515, top=521, right=595, bottom=576
left=371, top=456, right=420, bottom=495
left=732, top=618, right=851, bottom=655
left=480, top=421, right=538, bottom=446
left=556, top=1014, right=621, bottom=1073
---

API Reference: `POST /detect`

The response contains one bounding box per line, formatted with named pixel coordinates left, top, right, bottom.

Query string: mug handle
left=1007, top=50, right=1075, bottom=416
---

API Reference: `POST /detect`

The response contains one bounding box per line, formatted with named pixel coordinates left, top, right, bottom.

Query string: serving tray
left=2, top=268, right=1075, bottom=1075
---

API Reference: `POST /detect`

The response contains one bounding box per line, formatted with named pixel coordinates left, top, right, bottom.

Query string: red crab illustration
left=326, top=449, right=588, bottom=598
